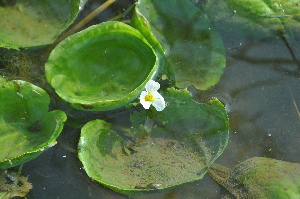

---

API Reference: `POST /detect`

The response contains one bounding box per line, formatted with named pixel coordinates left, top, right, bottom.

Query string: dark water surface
left=1, top=0, right=300, bottom=198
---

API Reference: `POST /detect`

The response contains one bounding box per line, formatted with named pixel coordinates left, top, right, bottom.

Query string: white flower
left=140, top=80, right=165, bottom=111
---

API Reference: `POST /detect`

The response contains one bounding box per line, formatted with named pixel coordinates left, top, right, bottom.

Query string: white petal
left=140, top=91, right=147, bottom=100
left=145, top=80, right=160, bottom=92
left=140, top=91, right=152, bottom=109
left=141, top=100, right=152, bottom=109
left=152, top=91, right=166, bottom=111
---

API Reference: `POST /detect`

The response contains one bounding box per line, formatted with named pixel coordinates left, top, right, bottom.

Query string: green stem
left=55, top=0, right=116, bottom=44
left=17, top=164, right=23, bottom=177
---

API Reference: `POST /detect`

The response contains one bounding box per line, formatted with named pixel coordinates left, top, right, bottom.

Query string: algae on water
left=0, top=170, right=32, bottom=198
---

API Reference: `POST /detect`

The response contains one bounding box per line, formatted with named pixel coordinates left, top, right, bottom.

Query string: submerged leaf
left=134, top=0, right=226, bottom=90
left=208, top=157, right=300, bottom=198
left=78, top=88, right=229, bottom=194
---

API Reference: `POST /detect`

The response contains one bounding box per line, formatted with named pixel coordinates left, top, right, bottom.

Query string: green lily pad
left=78, top=88, right=229, bottom=194
left=0, top=80, right=67, bottom=169
left=45, top=21, right=159, bottom=111
left=0, top=0, right=81, bottom=49
left=208, top=157, right=300, bottom=198
left=134, top=0, right=226, bottom=90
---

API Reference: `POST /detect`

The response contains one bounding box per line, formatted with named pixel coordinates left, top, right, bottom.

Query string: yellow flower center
left=144, top=91, right=155, bottom=102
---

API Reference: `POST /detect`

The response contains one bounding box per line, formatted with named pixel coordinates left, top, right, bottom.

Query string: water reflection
left=212, top=32, right=300, bottom=169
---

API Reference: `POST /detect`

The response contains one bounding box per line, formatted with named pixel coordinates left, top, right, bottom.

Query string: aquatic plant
left=1, top=0, right=299, bottom=197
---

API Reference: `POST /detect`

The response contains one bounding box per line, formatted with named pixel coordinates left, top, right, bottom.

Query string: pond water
left=1, top=0, right=300, bottom=198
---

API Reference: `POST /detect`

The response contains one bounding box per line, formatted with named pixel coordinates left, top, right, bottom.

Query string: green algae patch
left=0, top=80, right=67, bottom=169
left=0, top=169, right=32, bottom=198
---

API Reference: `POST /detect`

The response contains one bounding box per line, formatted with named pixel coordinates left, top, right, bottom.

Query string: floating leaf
left=45, top=21, right=159, bottom=111
left=78, top=88, right=229, bottom=194
left=0, top=80, right=67, bottom=169
left=134, top=0, right=226, bottom=90
left=208, top=157, right=300, bottom=198
left=0, top=0, right=81, bottom=49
